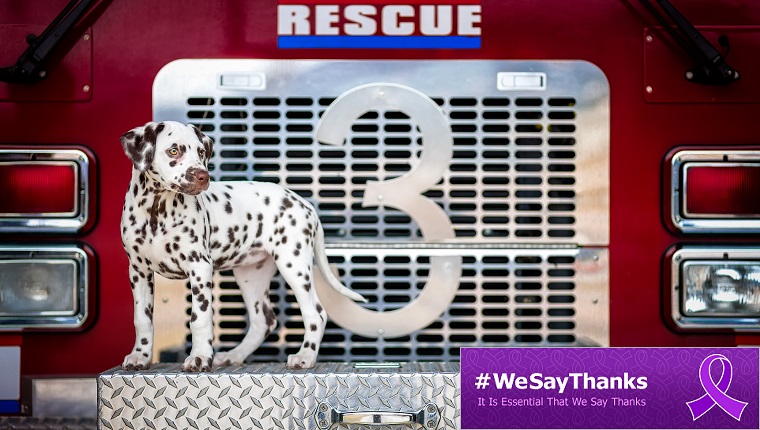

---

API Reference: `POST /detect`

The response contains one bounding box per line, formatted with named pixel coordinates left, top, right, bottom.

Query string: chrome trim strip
left=671, top=246, right=760, bottom=330
left=0, top=150, right=90, bottom=233
left=671, top=150, right=760, bottom=233
left=0, top=245, right=89, bottom=330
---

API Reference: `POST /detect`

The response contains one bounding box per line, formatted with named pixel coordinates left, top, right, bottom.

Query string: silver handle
left=316, top=401, right=440, bottom=429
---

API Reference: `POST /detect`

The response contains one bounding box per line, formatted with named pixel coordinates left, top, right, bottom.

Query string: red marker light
left=0, top=163, right=77, bottom=215
left=684, top=165, right=760, bottom=217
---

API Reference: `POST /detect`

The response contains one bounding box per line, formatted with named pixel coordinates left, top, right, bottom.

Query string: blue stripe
left=0, top=400, right=19, bottom=414
left=278, top=35, right=480, bottom=49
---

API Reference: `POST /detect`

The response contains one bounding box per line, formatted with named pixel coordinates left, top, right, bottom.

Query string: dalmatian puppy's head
left=120, top=121, right=213, bottom=195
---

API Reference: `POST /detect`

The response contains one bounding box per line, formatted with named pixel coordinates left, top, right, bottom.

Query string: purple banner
left=461, top=348, right=759, bottom=429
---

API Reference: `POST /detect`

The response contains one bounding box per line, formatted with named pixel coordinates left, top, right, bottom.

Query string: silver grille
left=152, top=60, right=610, bottom=362
left=185, top=96, right=582, bottom=241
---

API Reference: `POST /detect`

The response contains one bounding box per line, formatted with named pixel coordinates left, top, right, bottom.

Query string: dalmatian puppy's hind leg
left=213, top=258, right=278, bottom=366
left=278, top=255, right=326, bottom=370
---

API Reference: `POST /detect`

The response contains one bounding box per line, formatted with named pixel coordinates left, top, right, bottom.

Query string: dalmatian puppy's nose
left=194, top=169, right=209, bottom=186
left=185, top=167, right=210, bottom=193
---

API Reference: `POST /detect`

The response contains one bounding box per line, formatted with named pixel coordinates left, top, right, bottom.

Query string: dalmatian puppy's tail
left=314, top=222, right=368, bottom=303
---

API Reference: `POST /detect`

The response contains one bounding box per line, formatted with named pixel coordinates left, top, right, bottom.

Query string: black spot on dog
left=141, top=338, right=148, bottom=345
left=201, top=300, right=209, bottom=312
left=191, top=312, right=197, bottom=322
left=224, top=201, right=232, bottom=214
left=263, top=304, right=276, bottom=328
left=310, top=324, right=317, bottom=332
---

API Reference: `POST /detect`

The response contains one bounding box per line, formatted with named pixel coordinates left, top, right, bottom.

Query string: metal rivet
left=645, top=86, right=653, bottom=94
left=319, top=404, right=328, bottom=412
left=83, top=85, right=91, bottom=93
left=592, top=298, right=599, bottom=304
left=83, top=34, right=91, bottom=41
left=319, top=419, right=329, bottom=428
left=427, top=404, right=436, bottom=413
left=592, top=255, right=599, bottom=262
left=378, top=328, right=384, bottom=335
left=646, top=35, right=653, bottom=42
left=426, top=420, right=436, bottom=428
left=162, top=297, right=169, bottom=304
left=377, top=195, right=384, bottom=201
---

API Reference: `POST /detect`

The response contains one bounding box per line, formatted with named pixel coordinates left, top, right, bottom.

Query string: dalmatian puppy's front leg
left=122, top=262, right=155, bottom=370
left=181, top=262, right=215, bottom=372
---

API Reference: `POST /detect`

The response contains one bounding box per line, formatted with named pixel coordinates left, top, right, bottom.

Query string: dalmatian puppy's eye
left=168, top=146, right=179, bottom=157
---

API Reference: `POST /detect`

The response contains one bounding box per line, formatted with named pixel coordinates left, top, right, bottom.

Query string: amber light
left=0, top=163, right=77, bottom=215
left=684, top=165, right=760, bottom=217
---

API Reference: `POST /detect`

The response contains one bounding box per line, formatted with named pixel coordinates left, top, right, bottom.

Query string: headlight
left=0, top=246, right=89, bottom=330
left=672, top=247, right=760, bottom=329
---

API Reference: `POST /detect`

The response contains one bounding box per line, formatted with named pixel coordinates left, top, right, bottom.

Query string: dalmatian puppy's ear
left=120, top=122, right=165, bottom=172
left=188, top=123, right=213, bottom=162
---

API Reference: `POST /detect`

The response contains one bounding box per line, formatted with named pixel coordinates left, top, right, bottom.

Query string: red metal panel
left=0, top=24, right=92, bottom=102
left=644, top=26, right=760, bottom=103
left=2, top=0, right=760, bottom=377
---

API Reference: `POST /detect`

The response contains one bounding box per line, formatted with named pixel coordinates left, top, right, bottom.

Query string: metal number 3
left=314, top=83, right=463, bottom=338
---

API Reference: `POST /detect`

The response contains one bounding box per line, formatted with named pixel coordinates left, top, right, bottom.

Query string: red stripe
left=278, top=0, right=480, bottom=4
left=0, top=336, right=22, bottom=347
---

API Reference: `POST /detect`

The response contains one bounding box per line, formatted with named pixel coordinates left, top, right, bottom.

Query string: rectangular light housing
left=672, top=247, right=760, bottom=329
left=0, top=246, right=89, bottom=330
left=671, top=150, right=760, bottom=233
left=0, top=150, right=90, bottom=233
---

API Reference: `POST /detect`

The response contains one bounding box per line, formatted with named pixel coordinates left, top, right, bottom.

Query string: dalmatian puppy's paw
left=181, top=355, right=213, bottom=372
left=122, top=352, right=151, bottom=371
left=287, top=352, right=317, bottom=370
left=212, top=351, right=243, bottom=367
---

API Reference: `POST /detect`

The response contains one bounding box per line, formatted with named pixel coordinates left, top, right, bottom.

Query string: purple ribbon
left=686, top=353, right=748, bottom=421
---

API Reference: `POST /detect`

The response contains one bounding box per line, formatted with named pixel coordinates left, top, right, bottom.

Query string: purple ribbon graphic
left=686, top=353, right=748, bottom=421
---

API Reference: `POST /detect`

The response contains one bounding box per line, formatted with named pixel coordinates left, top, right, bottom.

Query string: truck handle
left=315, top=401, right=440, bottom=429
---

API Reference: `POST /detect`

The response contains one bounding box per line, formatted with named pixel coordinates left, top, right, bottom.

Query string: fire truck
left=0, top=0, right=758, bottom=427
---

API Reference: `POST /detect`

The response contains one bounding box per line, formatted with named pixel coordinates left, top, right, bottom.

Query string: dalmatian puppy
left=119, top=120, right=366, bottom=372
